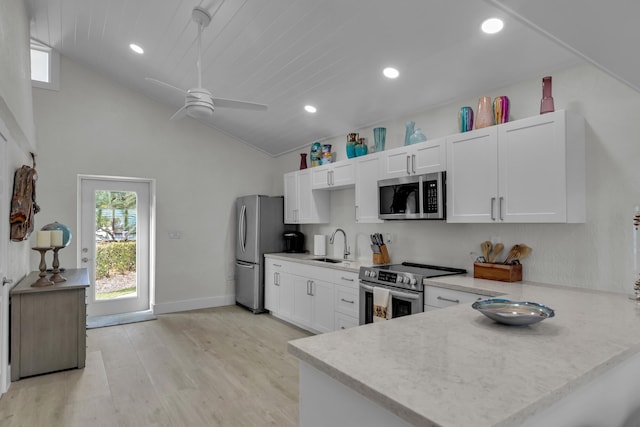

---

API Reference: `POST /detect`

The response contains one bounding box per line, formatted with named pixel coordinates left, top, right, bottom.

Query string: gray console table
left=10, top=268, right=89, bottom=381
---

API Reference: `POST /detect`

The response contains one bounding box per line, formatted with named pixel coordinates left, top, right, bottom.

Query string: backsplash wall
left=275, top=63, right=640, bottom=293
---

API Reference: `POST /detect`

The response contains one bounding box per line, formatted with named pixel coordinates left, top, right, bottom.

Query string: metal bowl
left=471, top=298, right=555, bottom=326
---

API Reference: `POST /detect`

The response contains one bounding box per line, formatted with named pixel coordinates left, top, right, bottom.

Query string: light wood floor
left=0, top=305, right=312, bottom=426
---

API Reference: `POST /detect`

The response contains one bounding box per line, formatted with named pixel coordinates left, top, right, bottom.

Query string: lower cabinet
left=423, top=285, right=488, bottom=311
left=264, top=258, right=359, bottom=334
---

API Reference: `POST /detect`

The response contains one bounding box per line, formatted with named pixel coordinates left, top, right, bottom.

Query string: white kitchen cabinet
left=423, top=285, right=488, bottom=311
left=446, top=110, right=585, bottom=223
left=284, top=170, right=330, bottom=224
left=380, top=137, right=446, bottom=179
left=335, top=312, right=359, bottom=330
left=311, top=160, right=356, bottom=190
left=292, top=276, right=313, bottom=327
left=310, top=279, right=335, bottom=333
left=264, top=260, right=294, bottom=318
left=354, top=153, right=383, bottom=223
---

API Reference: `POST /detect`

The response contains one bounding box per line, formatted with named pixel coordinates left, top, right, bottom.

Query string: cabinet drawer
left=334, top=285, right=358, bottom=317
left=333, top=271, right=358, bottom=289
left=335, top=312, right=359, bottom=331
left=424, top=286, right=487, bottom=309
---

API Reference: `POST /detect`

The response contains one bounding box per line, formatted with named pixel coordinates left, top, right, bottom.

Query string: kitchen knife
left=371, top=244, right=381, bottom=254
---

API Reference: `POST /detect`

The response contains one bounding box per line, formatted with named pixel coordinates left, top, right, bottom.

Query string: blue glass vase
left=404, top=122, right=415, bottom=146
left=373, top=127, right=386, bottom=152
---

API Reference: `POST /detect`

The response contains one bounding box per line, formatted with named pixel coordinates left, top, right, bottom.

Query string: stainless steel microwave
left=378, top=172, right=446, bottom=220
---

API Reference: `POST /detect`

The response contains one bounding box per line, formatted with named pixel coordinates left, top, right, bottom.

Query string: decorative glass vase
left=373, top=127, right=386, bottom=152
left=540, top=76, right=555, bottom=114
left=476, top=96, right=494, bottom=129
left=404, top=121, right=415, bottom=146
left=409, top=128, right=427, bottom=145
left=299, top=153, right=308, bottom=170
left=459, top=106, right=474, bottom=132
left=346, top=133, right=357, bottom=158
left=493, top=96, right=510, bottom=124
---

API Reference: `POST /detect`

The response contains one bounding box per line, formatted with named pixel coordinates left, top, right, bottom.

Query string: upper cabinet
left=446, top=110, right=585, bottom=223
left=284, top=170, right=330, bottom=224
left=311, top=160, right=356, bottom=190
left=380, top=137, right=446, bottom=179
left=355, top=153, right=383, bottom=224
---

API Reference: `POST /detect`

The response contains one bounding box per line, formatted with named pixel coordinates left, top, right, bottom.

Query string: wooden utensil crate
left=474, top=262, right=522, bottom=282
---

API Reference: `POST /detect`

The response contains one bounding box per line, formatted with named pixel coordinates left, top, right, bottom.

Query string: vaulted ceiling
left=25, top=0, right=636, bottom=156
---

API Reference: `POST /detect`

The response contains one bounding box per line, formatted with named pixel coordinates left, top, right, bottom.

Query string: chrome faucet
left=329, top=228, right=350, bottom=260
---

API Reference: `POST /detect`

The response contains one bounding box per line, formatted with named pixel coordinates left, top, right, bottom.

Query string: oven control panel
left=360, top=268, right=421, bottom=290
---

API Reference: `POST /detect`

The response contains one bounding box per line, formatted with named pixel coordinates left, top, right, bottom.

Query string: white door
left=0, top=133, right=9, bottom=393
left=80, top=177, right=151, bottom=317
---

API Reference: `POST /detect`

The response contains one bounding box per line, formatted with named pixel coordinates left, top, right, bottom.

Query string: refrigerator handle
left=239, top=204, right=247, bottom=252
left=235, top=262, right=254, bottom=269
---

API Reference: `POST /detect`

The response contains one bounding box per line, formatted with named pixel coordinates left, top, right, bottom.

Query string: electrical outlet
left=385, top=233, right=394, bottom=244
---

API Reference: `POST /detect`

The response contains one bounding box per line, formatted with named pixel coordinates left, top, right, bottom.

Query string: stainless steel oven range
left=359, top=263, right=466, bottom=325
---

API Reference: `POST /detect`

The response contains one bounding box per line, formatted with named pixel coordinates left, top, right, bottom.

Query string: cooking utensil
left=489, top=243, right=504, bottom=263
left=503, top=244, right=532, bottom=264
left=481, top=241, right=492, bottom=262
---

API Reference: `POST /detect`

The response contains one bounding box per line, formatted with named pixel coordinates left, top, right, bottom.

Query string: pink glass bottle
left=540, top=76, right=555, bottom=114
left=299, top=153, right=308, bottom=169
left=475, top=96, right=494, bottom=129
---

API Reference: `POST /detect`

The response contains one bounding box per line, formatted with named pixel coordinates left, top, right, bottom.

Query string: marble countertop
left=288, top=275, right=640, bottom=426
left=264, top=252, right=373, bottom=273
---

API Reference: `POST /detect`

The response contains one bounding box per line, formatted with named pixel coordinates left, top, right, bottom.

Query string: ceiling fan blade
left=146, top=77, right=187, bottom=96
left=170, top=105, right=188, bottom=120
left=212, top=97, right=268, bottom=111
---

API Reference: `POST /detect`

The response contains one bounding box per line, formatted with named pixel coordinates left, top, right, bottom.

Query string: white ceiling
left=25, top=0, right=628, bottom=157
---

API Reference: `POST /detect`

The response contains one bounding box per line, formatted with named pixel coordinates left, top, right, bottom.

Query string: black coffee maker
left=283, top=231, right=305, bottom=253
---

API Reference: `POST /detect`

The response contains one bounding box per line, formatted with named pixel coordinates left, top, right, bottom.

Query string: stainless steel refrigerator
left=235, top=195, right=287, bottom=313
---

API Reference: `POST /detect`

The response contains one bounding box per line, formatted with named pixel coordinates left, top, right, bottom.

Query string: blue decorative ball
left=41, top=222, right=72, bottom=247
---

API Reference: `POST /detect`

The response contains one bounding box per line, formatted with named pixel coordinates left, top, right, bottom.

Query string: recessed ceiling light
left=481, top=18, right=504, bottom=34
left=304, top=105, right=317, bottom=113
left=129, top=43, right=144, bottom=54
left=383, top=67, right=399, bottom=79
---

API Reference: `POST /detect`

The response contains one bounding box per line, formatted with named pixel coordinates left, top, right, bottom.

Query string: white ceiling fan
left=146, top=5, right=268, bottom=121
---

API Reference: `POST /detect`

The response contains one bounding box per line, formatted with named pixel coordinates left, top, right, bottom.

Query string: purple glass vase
left=299, top=153, right=308, bottom=170
left=540, top=76, right=555, bottom=114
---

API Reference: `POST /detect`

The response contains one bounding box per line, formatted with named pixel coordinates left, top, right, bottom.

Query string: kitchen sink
left=311, top=257, right=342, bottom=264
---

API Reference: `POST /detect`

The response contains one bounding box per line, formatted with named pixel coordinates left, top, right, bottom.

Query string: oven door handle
left=359, top=282, right=420, bottom=300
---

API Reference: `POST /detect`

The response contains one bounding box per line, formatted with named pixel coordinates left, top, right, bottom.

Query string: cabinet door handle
left=2, top=277, right=13, bottom=287
left=490, top=197, right=496, bottom=221
left=340, top=276, right=355, bottom=282
left=274, top=272, right=280, bottom=286
left=406, top=156, right=411, bottom=175
left=499, top=197, right=504, bottom=221
left=411, top=154, right=416, bottom=174
left=437, top=296, right=460, bottom=304
left=273, top=263, right=282, bottom=267
left=309, top=280, right=315, bottom=296
left=306, top=280, right=311, bottom=295
left=340, top=298, right=355, bottom=304
left=331, top=170, right=334, bottom=186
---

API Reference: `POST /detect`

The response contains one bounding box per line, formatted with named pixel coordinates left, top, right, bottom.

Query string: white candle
left=50, top=230, right=63, bottom=247
left=36, top=230, right=51, bottom=247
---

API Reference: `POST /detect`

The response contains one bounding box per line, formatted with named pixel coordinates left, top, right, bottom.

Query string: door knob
left=82, top=248, right=89, bottom=253
left=82, top=257, right=89, bottom=263
left=2, top=277, right=13, bottom=287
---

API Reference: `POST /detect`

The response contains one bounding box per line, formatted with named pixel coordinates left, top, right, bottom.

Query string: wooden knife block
left=473, top=262, right=522, bottom=282
left=373, top=245, right=391, bottom=265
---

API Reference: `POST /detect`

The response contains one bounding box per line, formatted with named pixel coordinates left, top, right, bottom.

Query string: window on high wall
left=30, top=40, right=59, bottom=91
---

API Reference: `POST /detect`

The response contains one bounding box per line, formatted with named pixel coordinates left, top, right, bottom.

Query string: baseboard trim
left=151, top=295, right=235, bottom=315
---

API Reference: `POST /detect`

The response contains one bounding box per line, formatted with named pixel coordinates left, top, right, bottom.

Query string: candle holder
left=31, top=247, right=54, bottom=287
left=50, top=246, right=67, bottom=283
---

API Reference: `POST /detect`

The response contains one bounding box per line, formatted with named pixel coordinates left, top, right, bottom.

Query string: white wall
left=0, top=0, right=36, bottom=284
left=277, top=63, right=640, bottom=293
left=32, top=56, right=281, bottom=312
